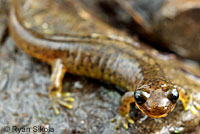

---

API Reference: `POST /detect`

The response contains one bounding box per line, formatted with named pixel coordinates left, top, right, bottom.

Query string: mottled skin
left=9, top=0, right=190, bottom=129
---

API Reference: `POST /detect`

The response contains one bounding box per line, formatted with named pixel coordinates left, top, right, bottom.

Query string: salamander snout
left=134, top=86, right=179, bottom=118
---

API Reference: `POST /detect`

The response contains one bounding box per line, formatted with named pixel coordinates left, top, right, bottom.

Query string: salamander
left=9, top=0, right=195, bottom=129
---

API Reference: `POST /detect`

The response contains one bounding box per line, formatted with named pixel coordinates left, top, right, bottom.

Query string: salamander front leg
left=111, top=92, right=135, bottom=129
left=49, top=59, right=74, bottom=114
left=179, top=87, right=200, bottom=115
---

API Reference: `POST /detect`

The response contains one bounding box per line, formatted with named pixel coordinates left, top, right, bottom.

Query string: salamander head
left=134, top=82, right=179, bottom=118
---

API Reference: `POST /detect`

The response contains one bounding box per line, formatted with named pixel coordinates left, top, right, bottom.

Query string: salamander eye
left=134, top=90, right=150, bottom=105
left=167, top=89, right=179, bottom=103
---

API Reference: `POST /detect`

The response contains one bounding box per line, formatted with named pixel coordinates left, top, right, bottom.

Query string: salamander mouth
left=146, top=112, right=169, bottom=118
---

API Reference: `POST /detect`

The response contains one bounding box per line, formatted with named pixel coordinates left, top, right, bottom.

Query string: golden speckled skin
left=9, top=0, right=181, bottom=128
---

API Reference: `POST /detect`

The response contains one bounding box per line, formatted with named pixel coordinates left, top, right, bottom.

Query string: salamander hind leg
left=111, top=92, right=135, bottom=129
left=179, top=87, right=200, bottom=115
left=48, top=59, right=74, bottom=114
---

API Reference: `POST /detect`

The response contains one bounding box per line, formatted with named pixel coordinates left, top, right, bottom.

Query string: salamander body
left=9, top=0, right=183, bottom=129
